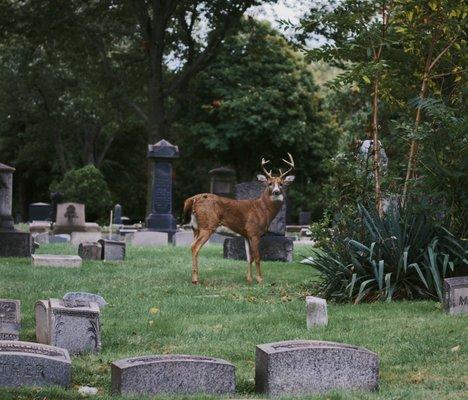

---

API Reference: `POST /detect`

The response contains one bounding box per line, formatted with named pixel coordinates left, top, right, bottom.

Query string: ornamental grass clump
left=310, top=204, right=467, bottom=303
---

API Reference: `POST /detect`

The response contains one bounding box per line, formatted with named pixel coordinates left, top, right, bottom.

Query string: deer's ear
left=284, top=175, right=295, bottom=185
left=257, top=174, right=268, bottom=183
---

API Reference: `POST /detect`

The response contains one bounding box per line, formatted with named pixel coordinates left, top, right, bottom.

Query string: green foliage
left=54, top=165, right=112, bottom=222
left=310, top=204, right=467, bottom=303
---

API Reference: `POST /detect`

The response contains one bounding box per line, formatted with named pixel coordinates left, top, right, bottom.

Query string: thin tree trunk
left=371, top=77, right=383, bottom=216
left=53, top=130, right=68, bottom=175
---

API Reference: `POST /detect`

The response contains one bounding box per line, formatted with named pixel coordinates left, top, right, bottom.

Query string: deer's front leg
left=250, top=236, right=263, bottom=284
left=191, top=229, right=212, bottom=284
left=244, top=238, right=253, bottom=283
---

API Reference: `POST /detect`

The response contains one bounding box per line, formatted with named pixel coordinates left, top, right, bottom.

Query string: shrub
left=54, top=165, right=112, bottom=222
left=310, top=204, right=467, bottom=303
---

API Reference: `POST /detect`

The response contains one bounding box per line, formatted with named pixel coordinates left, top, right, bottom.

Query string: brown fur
left=184, top=175, right=293, bottom=284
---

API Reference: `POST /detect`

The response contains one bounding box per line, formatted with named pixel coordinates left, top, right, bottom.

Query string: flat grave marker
left=32, top=254, right=82, bottom=268
left=255, top=340, right=379, bottom=397
left=111, top=354, right=236, bottom=396
left=0, top=340, right=71, bottom=388
left=126, top=230, right=168, bottom=246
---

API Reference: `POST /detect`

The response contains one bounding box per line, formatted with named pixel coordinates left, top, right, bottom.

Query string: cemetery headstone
left=32, top=254, right=82, bottom=268
left=0, top=163, right=33, bottom=257
left=49, top=192, right=64, bottom=222
left=173, top=231, right=194, bottom=246
left=35, top=298, right=101, bottom=355
left=298, top=211, right=312, bottom=226
left=70, top=231, right=102, bottom=247
left=209, top=166, right=236, bottom=198
left=0, top=299, right=20, bottom=340
left=255, top=340, right=379, bottom=397
left=146, top=139, right=179, bottom=239
left=54, top=202, right=86, bottom=233
left=443, top=276, right=468, bottom=316
left=111, top=355, right=236, bottom=396
left=126, top=230, right=168, bottom=246
left=113, top=204, right=122, bottom=225
left=306, top=296, right=328, bottom=329
left=0, top=340, right=71, bottom=388
left=99, top=239, right=125, bottom=261
left=224, top=236, right=294, bottom=262
left=29, top=202, right=52, bottom=221
left=78, top=242, right=102, bottom=261
left=62, top=292, right=107, bottom=309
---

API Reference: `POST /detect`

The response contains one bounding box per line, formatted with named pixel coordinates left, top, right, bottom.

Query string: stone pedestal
left=35, top=298, right=101, bottom=355
left=224, top=236, right=293, bottom=262
left=146, top=139, right=179, bottom=238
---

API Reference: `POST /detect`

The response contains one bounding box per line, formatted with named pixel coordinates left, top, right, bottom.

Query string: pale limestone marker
left=35, top=299, right=101, bottom=354
left=32, top=254, right=82, bottom=268
left=444, top=277, right=468, bottom=316
left=306, top=296, right=328, bottom=329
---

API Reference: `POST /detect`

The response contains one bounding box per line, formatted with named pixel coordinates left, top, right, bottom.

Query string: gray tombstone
left=224, top=236, right=293, bottom=262
left=235, top=182, right=285, bottom=235
left=111, top=355, right=236, bottom=396
left=255, top=340, right=379, bottom=397
left=32, top=254, right=82, bottom=268
left=0, top=340, right=71, bottom=388
left=54, top=202, right=86, bottom=234
left=35, top=299, right=101, bottom=354
left=209, top=166, right=236, bottom=198
left=113, top=204, right=122, bottom=225
left=63, top=292, right=107, bottom=309
left=0, top=299, right=20, bottom=340
left=0, top=163, right=33, bottom=257
left=306, top=296, right=328, bottom=329
left=29, top=202, right=52, bottom=222
left=443, top=276, right=468, bottom=315
left=126, top=230, right=168, bottom=246
left=146, top=139, right=180, bottom=239
left=298, top=211, right=312, bottom=226
left=99, top=239, right=126, bottom=261
left=78, top=242, right=102, bottom=261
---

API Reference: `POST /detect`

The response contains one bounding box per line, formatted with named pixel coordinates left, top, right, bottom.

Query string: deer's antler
left=278, top=153, right=295, bottom=178
left=261, top=158, right=273, bottom=178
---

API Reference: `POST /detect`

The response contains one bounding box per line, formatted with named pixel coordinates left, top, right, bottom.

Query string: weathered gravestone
left=0, top=340, right=71, bottom=388
left=0, top=299, right=20, bottom=340
left=63, top=292, right=107, bottom=309
left=33, top=232, right=50, bottom=245
left=71, top=231, right=102, bottom=247
left=99, top=239, right=126, bottom=261
left=223, top=181, right=293, bottom=262
left=306, top=296, right=328, bottom=329
left=78, top=242, right=102, bottom=261
left=255, top=340, right=379, bottom=397
left=113, top=204, right=122, bottom=225
left=54, top=202, right=86, bottom=234
left=444, top=276, right=468, bottom=316
left=32, top=254, right=82, bottom=268
left=126, top=230, right=168, bottom=246
left=35, top=298, right=101, bottom=355
left=146, top=139, right=179, bottom=239
left=111, top=355, right=236, bottom=396
left=298, top=211, right=312, bottom=226
left=224, top=236, right=294, bottom=262
left=0, top=163, right=33, bottom=257
left=29, top=202, right=52, bottom=222
left=209, top=166, right=236, bottom=198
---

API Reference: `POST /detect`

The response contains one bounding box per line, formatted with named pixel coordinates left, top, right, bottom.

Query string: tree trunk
left=371, top=77, right=383, bottom=216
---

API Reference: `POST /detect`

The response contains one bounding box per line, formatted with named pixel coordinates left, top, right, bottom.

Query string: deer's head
left=257, top=153, right=295, bottom=202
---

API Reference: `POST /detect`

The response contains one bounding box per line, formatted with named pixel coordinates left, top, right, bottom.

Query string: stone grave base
left=223, top=236, right=293, bottom=262
left=70, top=231, right=102, bottom=247
left=126, top=230, right=168, bottom=246
left=0, top=230, right=33, bottom=257
left=32, top=254, right=82, bottom=268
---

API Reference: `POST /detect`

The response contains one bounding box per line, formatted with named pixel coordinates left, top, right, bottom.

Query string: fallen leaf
left=451, top=345, right=460, bottom=352
left=149, top=307, right=159, bottom=315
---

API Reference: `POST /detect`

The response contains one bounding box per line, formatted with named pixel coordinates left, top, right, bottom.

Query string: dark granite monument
left=111, top=355, right=236, bottom=396
left=209, top=166, right=236, bottom=198
left=0, top=340, right=71, bottom=388
left=29, top=202, right=52, bottom=221
left=113, top=204, right=122, bottom=225
left=0, top=299, right=21, bottom=340
left=443, top=276, right=468, bottom=315
left=255, top=340, right=379, bottom=397
left=146, top=139, right=179, bottom=239
left=223, top=180, right=293, bottom=262
left=298, top=211, right=312, bottom=226
left=0, top=163, right=33, bottom=257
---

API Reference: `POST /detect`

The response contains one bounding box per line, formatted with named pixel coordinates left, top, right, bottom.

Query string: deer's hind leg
left=245, top=238, right=253, bottom=284
left=249, top=236, right=263, bottom=283
left=191, top=229, right=212, bottom=284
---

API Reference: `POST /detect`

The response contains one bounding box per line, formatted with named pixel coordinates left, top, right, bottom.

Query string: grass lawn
left=0, top=243, right=466, bottom=399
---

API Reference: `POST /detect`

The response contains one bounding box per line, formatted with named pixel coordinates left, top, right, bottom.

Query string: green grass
left=0, top=244, right=466, bottom=399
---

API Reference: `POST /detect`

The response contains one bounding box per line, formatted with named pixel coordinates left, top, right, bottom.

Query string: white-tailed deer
left=183, top=154, right=295, bottom=284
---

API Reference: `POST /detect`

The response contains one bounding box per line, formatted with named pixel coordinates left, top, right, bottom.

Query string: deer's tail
left=183, top=196, right=196, bottom=223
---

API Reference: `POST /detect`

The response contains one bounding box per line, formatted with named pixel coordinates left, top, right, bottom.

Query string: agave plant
left=310, top=204, right=467, bottom=303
